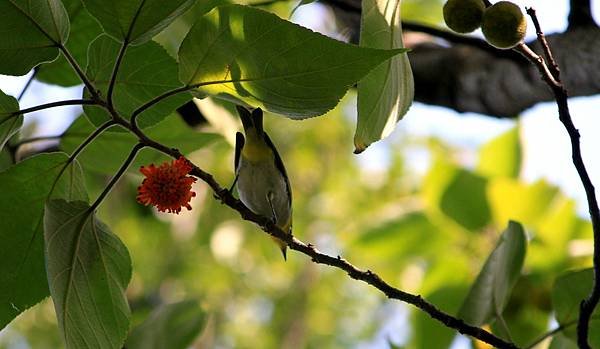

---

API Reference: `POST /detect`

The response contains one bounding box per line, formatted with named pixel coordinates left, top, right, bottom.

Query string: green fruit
left=443, top=0, right=485, bottom=34
left=482, top=1, right=527, bottom=49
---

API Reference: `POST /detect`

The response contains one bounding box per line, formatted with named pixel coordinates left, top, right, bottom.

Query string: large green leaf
left=61, top=114, right=220, bottom=174
left=423, top=159, right=491, bottom=230
left=477, top=125, right=521, bottom=178
left=0, top=90, right=22, bottom=152
left=44, top=199, right=132, bottom=349
left=354, top=0, right=413, bottom=153
left=82, top=0, right=195, bottom=44
left=178, top=5, right=407, bottom=118
left=0, top=0, right=70, bottom=75
left=552, top=269, right=600, bottom=347
left=126, top=300, right=208, bottom=349
left=37, top=0, right=103, bottom=86
left=0, top=153, right=87, bottom=330
left=83, top=35, right=191, bottom=128
left=458, top=221, right=527, bottom=327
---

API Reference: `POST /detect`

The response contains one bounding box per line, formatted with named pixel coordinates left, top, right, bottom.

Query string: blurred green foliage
left=1, top=0, right=596, bottom=348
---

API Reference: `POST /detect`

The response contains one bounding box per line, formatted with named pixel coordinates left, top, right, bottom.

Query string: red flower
left=137, top=157, right=197, bottom=214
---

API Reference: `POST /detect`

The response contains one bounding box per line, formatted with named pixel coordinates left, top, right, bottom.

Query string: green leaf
left=44, top=199, right=132, bottom=349
left=552, top=268, right=600, bottom=347
left=488, top=178, right=558, bottom=227
left=477, top=125, right=521, bottom=178
left=0, top=0, right=70, bottom=76
left=0, top=153, right=87, bottom=330
left=83, top=35, right=191, bottom=128
left=61, top=114, right=220, bottom=174
left=458, top=221, right=527, bottom=327
left=126, top=300, right=207, bottom=349
left=82, top=0, right=195, bottom=45
left=354, top=0, right=413, bottom=153
left=423, top=159, right=491, bottom=230
left=0, top=90, right=22, bottom=152
left=37, top=0, right=103, bottom=86
left=178, top=5, right=407, bottom=118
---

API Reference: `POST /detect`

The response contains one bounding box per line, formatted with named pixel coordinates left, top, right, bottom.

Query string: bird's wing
left=234, top=132, right=245, bottom=173
left=264, top=133, right=292, bottom=207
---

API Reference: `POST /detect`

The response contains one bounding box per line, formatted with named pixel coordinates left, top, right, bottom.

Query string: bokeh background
left=1, top=0, right=598, bottom=348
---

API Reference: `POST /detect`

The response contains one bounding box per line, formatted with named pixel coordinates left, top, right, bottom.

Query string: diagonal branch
left=516, top=8, right=600, bottom=349
left=118, top=123, right=519, bottom=349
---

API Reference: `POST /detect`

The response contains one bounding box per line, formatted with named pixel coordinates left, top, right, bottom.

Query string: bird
left=232, top=105, right=293, bottom=260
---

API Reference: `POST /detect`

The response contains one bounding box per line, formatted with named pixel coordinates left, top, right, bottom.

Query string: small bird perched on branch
left=233, top=106, right=293, bottom=260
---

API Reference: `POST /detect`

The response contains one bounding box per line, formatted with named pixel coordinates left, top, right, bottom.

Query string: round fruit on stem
left=443, top=0, right=486, bottom=34
left=482, top=1, right=527, bottom=49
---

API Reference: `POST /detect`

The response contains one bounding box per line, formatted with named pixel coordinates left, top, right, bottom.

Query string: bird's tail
left=235, top=105, right=264, bottom=135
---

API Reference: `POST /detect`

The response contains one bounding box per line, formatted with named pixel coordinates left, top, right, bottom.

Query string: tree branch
left=515, top=8, right=600, bottom=349
left=568, top=0, right=597, bottom=30
left=115, top=121, right=519, bottom=349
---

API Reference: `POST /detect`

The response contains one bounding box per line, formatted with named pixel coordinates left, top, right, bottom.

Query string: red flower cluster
left=137, top=157, right=197, bottom=214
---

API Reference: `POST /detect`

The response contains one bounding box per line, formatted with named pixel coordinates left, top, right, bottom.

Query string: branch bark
left=325, top=0, right=600, bottom=118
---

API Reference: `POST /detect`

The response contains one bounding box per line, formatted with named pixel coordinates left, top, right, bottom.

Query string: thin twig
left=516, top=9, right=600, bottom=349
left=89, top=143, right=145, bottom=211
left=116, top=120, right=519, bottom=349
left=526, top=8, right=560, bottom=79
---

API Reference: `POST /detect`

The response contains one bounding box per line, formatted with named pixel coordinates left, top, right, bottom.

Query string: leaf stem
left=8, top=99, right=97, bottom=117
left=516, top=8, right=600, bottom=349
left=18, top=68, right=38, bottom=101
left=47, top=120, right=117, bottom=199
left=58, top=44, right=100, bottom=100
left=130, top=85, right=192, bottom=130
left=90, top=143, right=145, bottom=211
left=524, top=320, right=576, bottom=349
left=107, top=41, right=129, bottom=108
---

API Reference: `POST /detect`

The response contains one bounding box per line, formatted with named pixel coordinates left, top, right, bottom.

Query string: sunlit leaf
left=0, top=90, right=22, bottom=152
left=83, top=35, right=191, bottom=128
left=44, top=199, right=131, bottom=349
left=37, top=0, right=103, bottom=86
left=552, top=269, right=600, bottom=347
left=458, top=221, right=527, bottom=327
left=82, top=0, right=195, bottom=45
left=126, top=300, right=207, bottom=349
left=0, top=0, right=69, bottom=75
left=488, top=178, right=558, bottom=227
left=477, top=125, right=521, bottom=178
left=61, top=115, right=220, bottom=174
left=178, top=5, right=407, bottom=118
left=0, top=153, right=87, bottom=330
left=354, top=0, right=413, bottom=153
